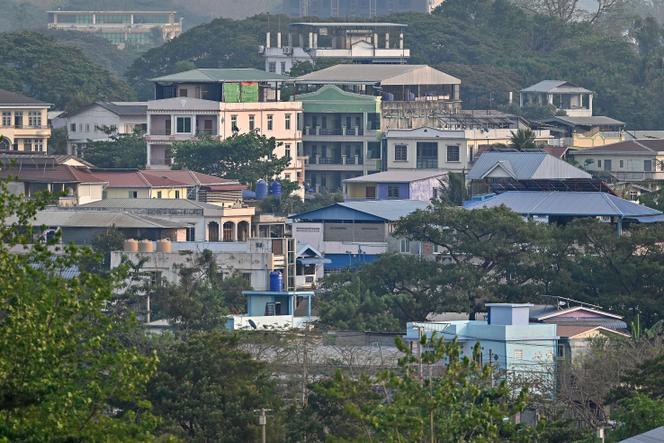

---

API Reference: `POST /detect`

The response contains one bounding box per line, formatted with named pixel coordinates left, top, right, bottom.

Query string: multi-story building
left=283, top=0, right=443, bottom=18
left=47, top=11, right=182, bottom=49
left=0, top=89, right=51, bottom=153
left=61, top=101, right=147, bottom=154
left=260, top=22, right=409, bottom=75
left=146, top=68, right=305, bottom=195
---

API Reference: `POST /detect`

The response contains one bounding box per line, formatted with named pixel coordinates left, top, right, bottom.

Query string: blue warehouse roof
left=465, top=191, right=664, bottom=222
left=468, top=152, right=591, bottom=181
left=290, top=199, right=429, bottom=222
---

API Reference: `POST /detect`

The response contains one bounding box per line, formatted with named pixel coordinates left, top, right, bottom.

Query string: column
left=146, top=143, right=152, bottom=167
left=313, top=33, right=318, bottom=48
left=266, top=32, right=271, bottom=48
left=277, top=32, right=282, bottom=48
left=308, top=32, right=313, bottom=48
left=588, top=94, right=593, bottom=113
left=399, top=32, right=404, bottom=49
left=385, top=33, right=390, bottom=49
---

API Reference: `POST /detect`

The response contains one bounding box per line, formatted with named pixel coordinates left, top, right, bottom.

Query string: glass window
left=399, top=238, right=410, bottom=253
left=514, top=349, right=524, bottom=360
left=285, top=143, right=291, bottom=159
left=35, top=139, right=44, bottom=152
left=268, top=62, right=276, bottom=73
left=446, top=145, right=460, bottom=162
left=394, top=144, right=408, bottom=161
left=129, top=191, right=138, bottom=198
left=178, top=88, right=188, bottom=97
left=14, top=112, right=23, bottom=128
left=176, top=117, right=192, bottom=133
left=175, top=190, right=180, bottom=199
left=2, top=112, right=11, bottom=127
left=597, top=160, right=602, bottom=167
left=23, top=139, right=32, bottom=151
left=28, top=111, right=41, bottom=128
left=280, top=62, right=286, bottom=74
left=387, top=185, right=400, bottom=199
left=416, top=142, right=438, bottom=169
left=230, top=114, right=238, bottom=132
left=70, top=123, right=76, bottom=132
left=249, top=114, right=255, bottom=131
left=156, top=191, right=162, bottom=199
left=620, top=160, right=624, bottom=168
left=285, top=113, right=291, bottom=130
left=645, top=160, right=652, bottom=172
left=267, top=114, right=273, bottom=131
left=85, top=124, right=90, bottom=132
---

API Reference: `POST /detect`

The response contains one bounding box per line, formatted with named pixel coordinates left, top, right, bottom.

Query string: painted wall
left=105, top=188, right=151, bottom=199
left=77, top=183, right=104, bottom=205
left=409, top=176, right=444, bottom=201
left=0, top=105, right=51, bottom=152
left=376, top=182, right=409, bottom=199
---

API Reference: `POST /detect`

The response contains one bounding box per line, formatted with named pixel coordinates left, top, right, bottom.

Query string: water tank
left=242, top=190, right=256, bottom=200
left=156, top=239, right=172, bottom=253
left=138, top=239, right=154, bottom=253
left=270, top=180, right=282, bottom=199
left=123, top=239, right=138, bottom=252
left=269, top=271, right=283, bottom=292
left=255, top=179, right=268, bottom=200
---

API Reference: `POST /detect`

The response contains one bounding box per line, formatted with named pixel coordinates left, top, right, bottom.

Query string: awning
left=629, top=214, right=664, bottom=223
left=297, top=257, right=332, bottom=265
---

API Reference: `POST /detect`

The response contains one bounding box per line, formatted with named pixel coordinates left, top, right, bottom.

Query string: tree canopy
left=81, top=130, right=147, bottom=169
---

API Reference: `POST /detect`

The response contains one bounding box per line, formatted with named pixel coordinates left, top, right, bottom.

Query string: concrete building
left=542, top=115, right=625, bottom=149
left=146, top=68, right=304, bottom=195
left=295, top=85, right=382, bottom=192
left=0, top=89, right=51, bottom=153
left=283, top=0, right=443, bottom=18
left=344, top=169, right=446, bottom=201
left=405, top=303, right=558, bottom=390
left=227, top=290, right=316, bottom=330
left=569, top=139, right=664, bottom=182
left=62, top=101, right=147, bottom=154
left=520, top=80, right=594, bottom=118
left=260, top=22, right=409, bottom=75
left=47, top=11, right=182, bottom=48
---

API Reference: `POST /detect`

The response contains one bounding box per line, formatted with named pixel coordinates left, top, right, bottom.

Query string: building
left=295, top=85, right=382, bottom=191
left=618, top=426, right=664, bottom=443
left=260, top=22, right=409, bottom=75
left=146, top=68, right=304, bottom=195
left=344, top=169, right=447, bottom=201
left=77, top=198, right=255, bottom=242
left=47, top=11, right=182, bottom=48
left=226, top=289, right=316, bottom=330
left=289, top=199, right=428, bottom=270
left=569, top=139, right=664, bottom=183
left=541, top=115, right=625, bottom=149
left=283, top=0, right=443, bottom=18
left=520, top=80, right=594, bottom=117
left=405, top=303, right=558, bottom=389
left=0, top=89, right=51, bottom=153
left=62, top=101, right=147, bottom=154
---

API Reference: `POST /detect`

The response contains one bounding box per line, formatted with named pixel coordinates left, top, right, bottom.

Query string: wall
left=409, top=176, right=444, bottom=201
left=147, top=187, right=188, bottom=199
left=386, top=137, right=471, bottom=172
left=323, top=222, right=386, bottom=242
left=105, top=188, right=151, bottom=199
left=76, top=183, right=104, bottom=205
left=67, top=105, right=121, bottom=144
left=376, top=182, right=409, bottom=200
left=0, top=105, right=51, bottom=152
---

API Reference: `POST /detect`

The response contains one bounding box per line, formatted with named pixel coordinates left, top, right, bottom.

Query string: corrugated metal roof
left=295, top=64, right=461, bottom=85
left=0, top=164, right=108, bottom=184
left=544, top=116, right=625, bottom=127
left=521, top=80, right=591, bottom=94
left=151, top=68, right=289, bottom=83
left=571, top=139, right=664, bottom=155
left=290, top=199, right=428, bottom=222
left=79, top=198, right=224, bottom=212
left=619, top=426, right=664, bottom=442
left=465, top=191, right=663, bottom=219
left=468, top=152, right=591, bottom=180
left=344, top=169, right=446, bottom=183
left=147, top=97, right=221, bottom=111
left=26, top=210, right=186, bottom=229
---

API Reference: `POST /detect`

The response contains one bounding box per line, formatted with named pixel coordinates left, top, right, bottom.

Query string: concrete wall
left=409, top=176, right=444, bottom=201
left=386, top=138, right=471, bottom=172
left=77, top=183, right=104, bottom=205
left=323, top=222, right=386, bottom=242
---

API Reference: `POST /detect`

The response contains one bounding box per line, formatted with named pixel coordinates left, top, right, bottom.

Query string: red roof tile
left=0, top=165, right=106, bottom=184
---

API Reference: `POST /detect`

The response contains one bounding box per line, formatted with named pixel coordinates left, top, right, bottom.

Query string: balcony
left=609, top=171, right=664, bottom=182
left=306, top=154, right=364, bottom=171
left=303, top=126, right=366, bottom=138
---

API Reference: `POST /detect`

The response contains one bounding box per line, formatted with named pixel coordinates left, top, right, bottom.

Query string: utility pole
left=255, top=408, right=272, bottom=443
left=302, top=324, right=308, bottom=406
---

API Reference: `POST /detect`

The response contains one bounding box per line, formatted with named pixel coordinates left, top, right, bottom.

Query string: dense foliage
left=0, top=32, right=135, bottom=111
left=81, top=130, right=147, bottom=168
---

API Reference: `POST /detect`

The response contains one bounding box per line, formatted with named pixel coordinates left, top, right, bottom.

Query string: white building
left=519, top=80, right=593, bottom=117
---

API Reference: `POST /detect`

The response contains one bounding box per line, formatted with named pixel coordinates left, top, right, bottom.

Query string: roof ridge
left=601, top=192, right=624, bottom=216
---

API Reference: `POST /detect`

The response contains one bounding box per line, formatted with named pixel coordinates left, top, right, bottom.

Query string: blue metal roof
left=465, top=191, right=663, bottom=220
left=468, top=152, right=591, bottom=180
left=290, top=199, right=429, bottom=222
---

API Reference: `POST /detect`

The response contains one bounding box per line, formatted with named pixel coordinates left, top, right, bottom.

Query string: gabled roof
left=468, top=152, right=591, bottom=180
left=78, top=198, right=226, bottom=213
left=0, top=153, right=94, bottom=168
left=147, top=97, right=220, bottom=111
left=344, top=169, right=447, bottom=184
left=295, top=64, right=461, bottom=86
left=557, top=325, right=630, bottom=338
left=93, top=101, right=147, bottom=117
left=618, top=426, right=664, bottom=443
left=542, top=115, right=625, bottom=127
left=465, top=191, right=664, bottom=221
left=89, top=169, right=234, bottom=188
left=151, top=68, right=289, bottom=83
left=0, top=164, right=106, bottom=184
left=537, top=305, right=623, bottom=321
left=290, top=199, right=428, bottom=222
left=521, top=80, right=591, bottom=94
left=0, top=89, right=50, bottom=107
left=542, top=146, right=569, bottom=159
left=571, top=139, right=664, bottom=155
left=27, top=210, right=186, bottom=229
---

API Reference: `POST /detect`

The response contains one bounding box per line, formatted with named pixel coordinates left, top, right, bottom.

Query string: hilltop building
left=0, top=89, right=51, bottom=153
left=282, top=0, right=443, bottom=18
left=47, top=11, right=182, bottom=48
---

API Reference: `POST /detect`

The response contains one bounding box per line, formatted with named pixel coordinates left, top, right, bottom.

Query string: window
left=285, top=113, right=291, bottom=130
left=186, top=227, right=196, bottom=241
left=34, top=139, right=44, bottom=152
left=394, top=144, right=408, bottom=161
left=400, top=238, right=410, bottom=253
left=416, top=142, right=438, bottom=169
left=446, top=145, right=460, bottom=162
left=387, top=184, right=400, bottom=199
left=230, top=114, right=238, bottom=132
left=178, top=88, right=188, bottom=97
left=149, top=271, right=162, bottom=286
left=280, top=62, right=286, bottom=74
left=70, top=123, right=76, bottom=132
left=557, top=344, right=565, bottom=358
left=85, top=124, right=90, bottom=132
left=285, top=173, right=291, bottom=180
left=514, top=349, right=524, bottom=360
left=285, top=144, right=291, bottom=159
left=267, top=114, right=273, bottom=131
left=14, top=112, right=23, bottom=128
left=597, top=160, right=602, bottom=168
left=249, top=114, right=255, bottom=131
left=176, top=116, right=192, bottom=133
left=24, top=139, right=32, bottom=151
left=2, top=112, right=11, bottom=127
left=156, top=191, right=162, bottom=199
left=297, top=113, right=302, bottom=130
left=174, top=190, right=180, bottom=199
left=165, top=118, right=171, bottom=135
left=268, top=62, right=276, bottom=73
left=28, top=111, right=41, bottom=128
left=129, top=191, right=138, bottom=198
left=365, top=185, right=376, bottom=199
left=645, top=159, right=653, bottom=172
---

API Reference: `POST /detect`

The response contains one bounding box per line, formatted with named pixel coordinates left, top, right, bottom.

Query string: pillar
left=146, top=143, right=152, bottom=167
left=277, top=32, right=282, bottom=48
left=373, top=33, right=378, bottom=47
left=288, top=32, right=292, bottom=47
left=313, top=33, right=318, bottom=48
left=588, top=93, right=593, bottom=113
left=266, top=32, right=271, bottom=48
left=308, top=32, right=313, bottom=48
left=399, top=32, right=404, bottom=49
left=385, top=33, right=390, bottom=49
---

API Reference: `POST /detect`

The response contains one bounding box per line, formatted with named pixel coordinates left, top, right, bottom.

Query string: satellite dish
left=248, top=319, right=258, bottom=330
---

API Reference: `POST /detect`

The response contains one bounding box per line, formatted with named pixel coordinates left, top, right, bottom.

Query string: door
left=603, top=159, right=612, bottom=171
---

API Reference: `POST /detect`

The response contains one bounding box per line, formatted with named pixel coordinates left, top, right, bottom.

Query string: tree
left=509, top=128, right=538, bottom=151
left=149, top=331, right=282, bottom=442
left=47, top=127, right=69, bottom=155
left=607, top=394, right=664, bottom=442
left=171, top=133, right=290, bottom=188
left=81, top=129, right=147, bottom=168
left=0, top=180, right=158, bottom=440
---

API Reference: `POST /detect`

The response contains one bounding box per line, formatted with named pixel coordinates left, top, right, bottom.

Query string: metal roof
left=289, top=22, right=407, bottom=27
left=468, top=152, right=591, bottom=180
left=97, top=101, right=147, bottom=117
left=290, top=199, right=428, bottom=222
left=0, top=88, right=50, bottom=106
left=618, top=426, right=664, bottom=442
left=26, top=210, right=186, bottom=229
left=570, top=139, right=664, bottom=155
left=543, top=116, right=625, bottom=127
left=295, top=64, right=461, bottom=86
left=151, top=68, right=289, bottom=83
left=79, top=198, right=225, bottom=212
left=344, top=169, right=447, bottom=183
left=465, top=191, right=664, bottom=220
left=147, top=97, right=221, bottom=111
left=521, top=80, right=592, bottom=94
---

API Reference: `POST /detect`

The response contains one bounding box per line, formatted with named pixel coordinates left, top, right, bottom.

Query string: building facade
left=344, top=169, right=446, bottom=201
left=282, top=0, right=443, bottom=18
left=0, top=89, right=51, bottom=153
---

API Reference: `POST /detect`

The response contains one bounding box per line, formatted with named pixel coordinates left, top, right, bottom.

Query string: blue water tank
left=242, top=190, right=256, bottom=200
left=255, top=179, right=268, bottom=200
left=269, top=271, right=283, bottom=292
left=270, top=180, right=282, bottom=199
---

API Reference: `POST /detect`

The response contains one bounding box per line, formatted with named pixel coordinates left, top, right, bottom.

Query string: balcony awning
left=297, top=257, right=331, bottom=265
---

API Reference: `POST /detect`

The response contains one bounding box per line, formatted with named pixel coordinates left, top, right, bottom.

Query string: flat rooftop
left=289, top=22, right=407, bottom=28
left=48, top=10, right=177, bottom=14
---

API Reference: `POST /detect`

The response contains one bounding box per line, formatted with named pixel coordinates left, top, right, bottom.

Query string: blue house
left=343, top=170, right=447, bottom=202
left=405, top=303, right=558, bottom=392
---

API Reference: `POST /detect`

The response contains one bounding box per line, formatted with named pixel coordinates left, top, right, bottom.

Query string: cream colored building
left=0, top=89, right=51, bottom=152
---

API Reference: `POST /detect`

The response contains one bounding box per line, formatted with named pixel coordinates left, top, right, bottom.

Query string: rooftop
left=290, top=199, right=429, bottom=222
left=289, top=22, right=407, bottom=28
left=78, top=198, right=226, bottom=213
left=90, top=169, right=235, bottom=188
left=571, top=139, right=664, bottom=155
left=468, top=151, right=591, bottom=180
left=295, top=64, right=461, bottom=86
left=385, top=126, right=467, bottom=139
left=71, top=101, right=147, bottom=118
left=521, top=80, right=592, bottom=94
left=542, top=115, right=625, bottom=127
left=0, top=164, right=106, bottom=184
left=465, top=191, right=664, bottom=221
left=151, top=68, right=289, bottom=83
left=25, top=210, right=185, bottom=229
left=0, top=89, right=50, bottom=107
left=344, top=169, right=447, bottom=183
left=618, top=426, right=664, bottom=443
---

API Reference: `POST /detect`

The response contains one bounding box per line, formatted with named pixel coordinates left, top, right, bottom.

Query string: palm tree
left=509, top=128, right=538, bottom=151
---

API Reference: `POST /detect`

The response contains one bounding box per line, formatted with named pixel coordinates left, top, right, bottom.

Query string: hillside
left=126, top=0, right=664, bottom=129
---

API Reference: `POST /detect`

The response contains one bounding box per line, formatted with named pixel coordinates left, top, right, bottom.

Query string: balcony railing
left=304, top=126, right=364, bottom=136
left=308, top=155, right=363, bottom=165
left=416, top=158, right=438, bottom=169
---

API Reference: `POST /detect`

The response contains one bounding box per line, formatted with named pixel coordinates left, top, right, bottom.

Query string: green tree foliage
left=47, top=127, right=69, bottom=155
left=0, top=32, right=135, bottom=111
left=0, top=181, right=158, bottom=440
left=509, top=128, right=538, bottom=151
left=81, top=129, right=147, bottom=168
left=148, top=331, right=281, bottom=442
left=171, top=133, right=290, bottom=187
left=607, top=394, right=664, bottom=442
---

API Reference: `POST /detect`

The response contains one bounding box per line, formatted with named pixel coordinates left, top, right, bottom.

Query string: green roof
left=295, top=85, right=380, bottom=113
left=151, top=68, right=289, bottom=83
